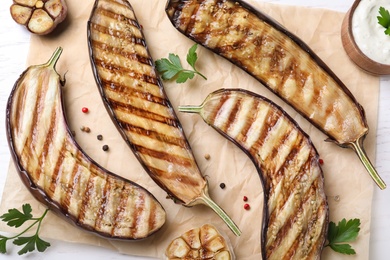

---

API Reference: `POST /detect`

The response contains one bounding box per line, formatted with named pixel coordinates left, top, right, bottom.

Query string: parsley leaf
left=378, top=6, right=390, bottom=36
left=326, top=218, right=360, bottom=255
left=186, top=43, right=199, bottom=68
left=0, top=204, right=50, bottom=255
left=1, top=203, right=33, bottom=228
left=155, top=44, right=207, bottom=83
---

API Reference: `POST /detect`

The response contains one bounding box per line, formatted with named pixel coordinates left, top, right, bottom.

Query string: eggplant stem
left=43, top=47, right=63, bottom=69
left=350, top=137, right=386, bottom=190
left=180, top=104, right=241, bottom=236
left=178, top=105, right=203, bottom=114
left=196, top=191, right=241, bottom=236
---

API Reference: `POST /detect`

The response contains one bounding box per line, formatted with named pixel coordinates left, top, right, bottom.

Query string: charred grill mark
left=62, top=157, right=80, bottom=212
left=269, top=45, right=286, bottom=74
left=122, top=124, right=187, bottom=148
left=29, top=75, right=46, bottom=153
left=264, top=125, right=294, bottom=174
left=100, top=79, right=166, bottom=106
left=108, top=99, right=178, bottom=127
left=236, top=99, right=260, bottom=144
left=284, top=235, right=300, bottom=259
left=48, top=141, right=67, bottom=197
left=90, top=22, right=145, bottom=47
left=222, top=97, right=242, bottom=133
left=34, top=103, right=58, bottom=182
left=94, top=57, right=158, bottom=85
left=112, top=184, right=130, bottom=235
left=182, top=1, right=201, bottom=35
left=94, top=175, right=110, bottom=231
left=132, top=190, right=145, bottom=236
left=101, top=0, right=130, bottom=10
left=209, top=92, right=231, bottom=124
left=134, top=144, right=193, bottom=168
left=95, top=6, right=139, bottom=28
left=146, top=165, right=202, bottom=187
left=148, top=197, right=157, bottom=232
left=78, top=172, right=96, bottom=225
left=249, top=108, right=280, bottom=162
left=91, top=40, right=152, bottom=66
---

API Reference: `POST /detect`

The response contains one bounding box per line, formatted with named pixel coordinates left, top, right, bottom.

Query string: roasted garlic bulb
left=10, top=0, right=68, bottom=35
left=165, top=224, right=234, bottom=260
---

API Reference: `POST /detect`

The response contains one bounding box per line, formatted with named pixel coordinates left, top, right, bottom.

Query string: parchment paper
left=0, top=0, right=379, bottom=259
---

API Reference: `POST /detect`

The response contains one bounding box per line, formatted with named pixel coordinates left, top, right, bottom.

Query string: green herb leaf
left=0, top=203, right=33, bottom=228
left=326, top=218, right=360, bottom=255
left=330, top=243, right=356, bottom=255
left=155, top=44, right=207, bottom=83
left=0, top=237, right=8, bottom=254
left=378, top=6, right=390, bottom=36
left=0, top=204, right=50, bottom=255
left=186, top=44, right=198, bottom=68
left=14, top=235, right=50, bottom=255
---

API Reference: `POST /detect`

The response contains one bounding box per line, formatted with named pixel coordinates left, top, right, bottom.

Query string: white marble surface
left=0, top=0, right=389, bottom=259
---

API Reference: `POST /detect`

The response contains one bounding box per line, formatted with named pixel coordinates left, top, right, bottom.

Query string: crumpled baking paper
left=0, top=0, right=379, bottom=259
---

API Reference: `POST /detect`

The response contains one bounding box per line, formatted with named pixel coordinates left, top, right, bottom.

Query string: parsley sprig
left=325, top=218, right=361, bottom=255
left=0, top=204, right=50, bottom=255
left=155, top=44, right=207, bottom=83
left=377, top=6, right=390, bottom=36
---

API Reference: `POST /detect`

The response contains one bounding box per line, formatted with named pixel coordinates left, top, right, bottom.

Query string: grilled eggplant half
left=87, top=0, right=240, bottom=235
left=179, top=89, right=328, bottom=259
left=166, top=0, right=386, bottom=189
left=6, top=47, right=166, bottom=240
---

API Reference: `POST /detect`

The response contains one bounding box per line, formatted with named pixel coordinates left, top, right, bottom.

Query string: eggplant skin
left=6, top=48, right=166, bottom=240
left=180, top=89, right=328, bottom=259
left=87, top=0, right=207, bottom=205
left=166, top=0, right=368, bottom=147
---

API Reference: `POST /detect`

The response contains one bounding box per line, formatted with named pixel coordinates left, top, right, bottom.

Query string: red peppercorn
left=244, top=204, right=250, bottom=210
left=243, top=196, right=248, bottom=202
left=82, top=107, right=89, bottom=113
left=319, top=159, right=324, bottom=165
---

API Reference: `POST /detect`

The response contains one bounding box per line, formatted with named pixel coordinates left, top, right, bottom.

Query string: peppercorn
left=243, top=196, right=248, bottom=202
left=97, top=134, right=103, bottom=141
left=204, top=154, right=211, bottom=160
left=102, top=144, right=109, bottom=151
left=82, top=107, right=89, bottom=113
left=244, top=204, right=250, bottom=210
left=319, top=158, right=324, bottom=165
left=219, top=183, right=226, bottom=189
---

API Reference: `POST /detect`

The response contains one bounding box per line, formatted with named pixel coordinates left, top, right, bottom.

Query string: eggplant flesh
left=87, top=0, right=240, bottom=235
left=179, top=89, right=328, bottom=260
left=166, top=0, right=386, bottom=189
left=6, top=47, right=166, bottom=240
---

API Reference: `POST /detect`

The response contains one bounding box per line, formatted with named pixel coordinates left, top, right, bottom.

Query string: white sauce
left=352, top=0, right=390, bottom=65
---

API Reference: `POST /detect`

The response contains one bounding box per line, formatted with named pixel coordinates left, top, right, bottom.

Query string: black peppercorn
left=102, top=144, right=109, bottom=151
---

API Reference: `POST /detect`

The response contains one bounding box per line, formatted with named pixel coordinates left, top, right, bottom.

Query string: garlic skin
left=10, top=0, right=68, bottom=35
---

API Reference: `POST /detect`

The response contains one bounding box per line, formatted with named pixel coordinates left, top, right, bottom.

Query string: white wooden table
left=0, top=0, right=389, bottom=259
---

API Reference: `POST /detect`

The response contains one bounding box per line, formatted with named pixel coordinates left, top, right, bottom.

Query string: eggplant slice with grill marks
left=166, top=0, right=386, bottom=190
left=87, top=0, right=240, bottom=235
left=6, top=47, right=166, bottom=240
left=179, top=88, right=328, bottom=260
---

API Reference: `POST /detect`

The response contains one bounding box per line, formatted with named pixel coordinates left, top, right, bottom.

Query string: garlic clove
left=28, top=9, right=54, bottom=35
left=10, top=4, right=32, bottom=25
